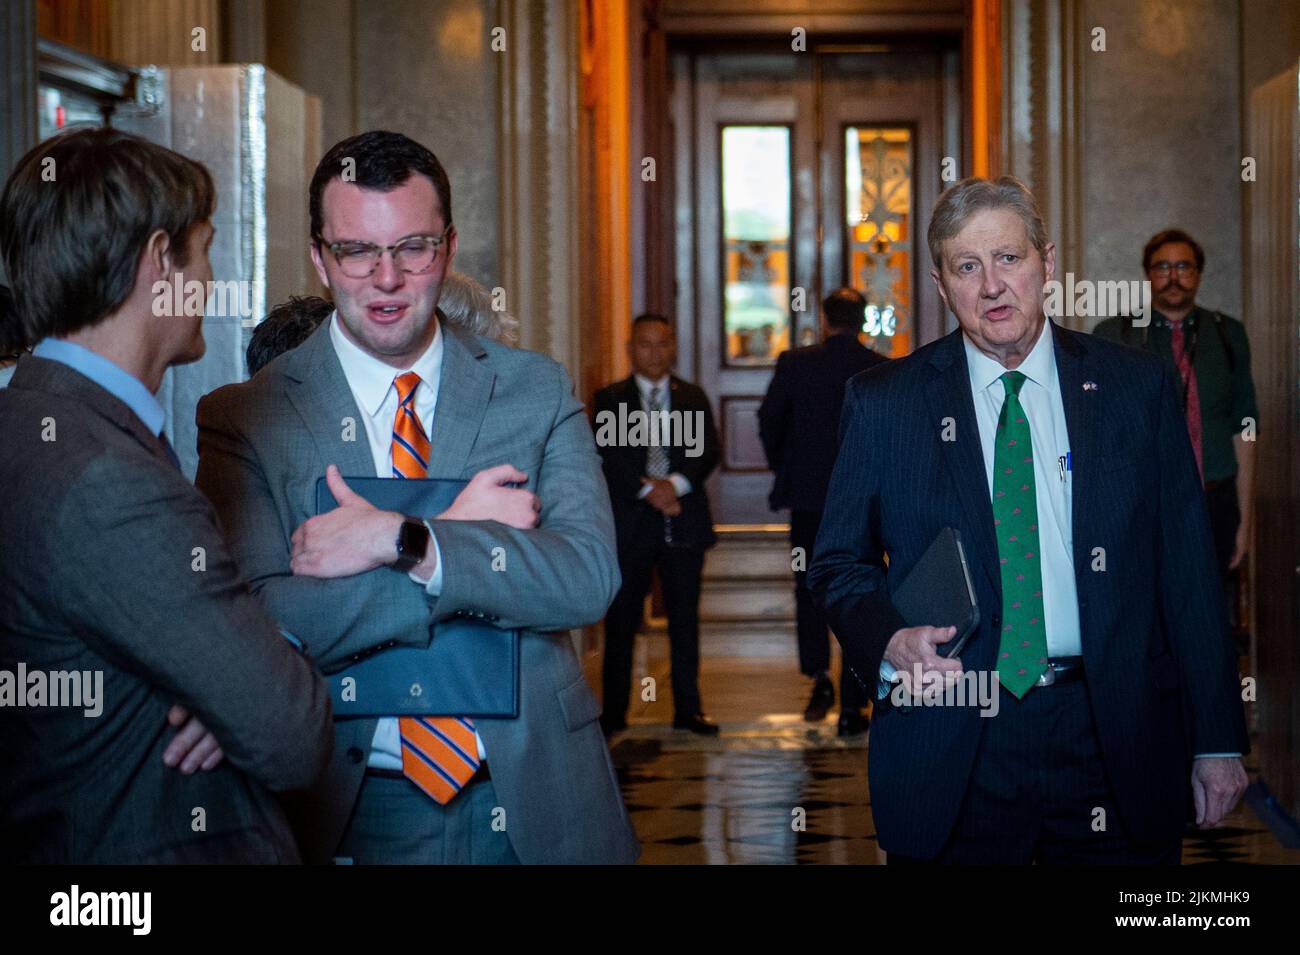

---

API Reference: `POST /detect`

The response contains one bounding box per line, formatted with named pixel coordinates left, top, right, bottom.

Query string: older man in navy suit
left=809, top=176, right=1248, bottom=863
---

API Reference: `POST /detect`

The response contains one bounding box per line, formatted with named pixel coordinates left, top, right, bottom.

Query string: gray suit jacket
left=0, top=357, right=332, bottom=864
left=195, top=318, right=639, bottom=864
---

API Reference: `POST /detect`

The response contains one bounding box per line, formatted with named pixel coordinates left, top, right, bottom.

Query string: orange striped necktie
left=390, top=371, right=481, bottom=804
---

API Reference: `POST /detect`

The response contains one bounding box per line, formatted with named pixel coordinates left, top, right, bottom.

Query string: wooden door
left=672, top=45, right=958, bottom=526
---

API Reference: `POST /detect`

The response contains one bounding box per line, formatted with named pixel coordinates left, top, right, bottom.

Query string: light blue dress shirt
left=31, top=338, right=167, bottom=436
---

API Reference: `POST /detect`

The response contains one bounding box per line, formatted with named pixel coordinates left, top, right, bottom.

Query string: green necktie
left=992, top=371, right=1049, bottom=698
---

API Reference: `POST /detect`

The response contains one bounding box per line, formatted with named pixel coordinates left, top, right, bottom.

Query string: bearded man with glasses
left=1093, top=229, right=1258, bottom=646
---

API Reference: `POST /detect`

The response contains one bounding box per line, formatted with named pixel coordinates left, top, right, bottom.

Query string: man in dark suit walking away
left=595, top=314, right=721, bottom=737
left=0, top=128, right=331, bottom=864
left=758, top=288, right=888, bottom=735
left=809, top=176, right=1248, bottom=863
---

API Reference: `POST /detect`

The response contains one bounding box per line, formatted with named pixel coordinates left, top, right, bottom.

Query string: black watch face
left=397, top=518, right=430, bottom=566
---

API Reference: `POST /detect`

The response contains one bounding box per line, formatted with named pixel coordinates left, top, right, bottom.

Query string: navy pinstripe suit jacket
left=808, top=320, right=1249, bottom=858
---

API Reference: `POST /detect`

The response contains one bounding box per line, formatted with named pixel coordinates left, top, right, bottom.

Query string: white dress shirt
left=964, top=322, right=1082, bottom=658
left=633, top=373, right=692, bottom=499
left=328, top=313, right=487, bottom=766
left=879, top=321, right=1079, bottom=689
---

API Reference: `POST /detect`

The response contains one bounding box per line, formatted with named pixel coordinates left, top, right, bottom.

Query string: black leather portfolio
left=313, top=476, right=520, bottom=718
left=891, top=526, right=980, bottom=659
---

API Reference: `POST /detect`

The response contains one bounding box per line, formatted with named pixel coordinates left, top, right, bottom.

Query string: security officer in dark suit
left=595, top=314, right=721, bottom=736
left=758, top=288, right=888, bottom=735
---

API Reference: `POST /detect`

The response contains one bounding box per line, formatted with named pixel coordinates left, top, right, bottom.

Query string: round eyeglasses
left=324, top=225, right=453, bottom=278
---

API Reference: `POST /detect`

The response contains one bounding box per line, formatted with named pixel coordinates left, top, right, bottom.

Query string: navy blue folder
left=315, top=476, right=520, bottom=718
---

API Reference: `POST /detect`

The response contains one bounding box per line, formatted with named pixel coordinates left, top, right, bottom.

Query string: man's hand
left=883, top=625, right=963, bottom=693
left=1229, top=515, right=1251, bottom=570
left=291, top=464, right=404, bottom=578
left=439, top=463, right=540, bottom=529
left=641, top=477, right=681, bottom=516
left=162, top=704, right=224, bottom=773
left=1191, top=757, right=1248, bottom=828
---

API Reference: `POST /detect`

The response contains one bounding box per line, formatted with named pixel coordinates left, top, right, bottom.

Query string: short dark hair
left=0, top=127, right=214, bottom=350
left=246, top=295, right=334, bottom=376
left=0, top=284, right=21, bottom=357
left=1142, top=229, right=1204, bottom=272
left=309, top=130, right=452, bottom=245
left=632, top=313, right=672, bottom=333
left=823, top=287, right=867, bottom=331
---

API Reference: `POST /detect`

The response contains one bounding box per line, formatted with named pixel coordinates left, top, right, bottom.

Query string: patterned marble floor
left=598, top=633, right=1300, bottom=865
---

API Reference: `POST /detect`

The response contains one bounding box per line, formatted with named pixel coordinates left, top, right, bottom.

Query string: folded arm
left=195, top=393, right=437, bottom=672
left=428, top=364, right=621, bottom=631
left=55, top=455, right=332, bottom=791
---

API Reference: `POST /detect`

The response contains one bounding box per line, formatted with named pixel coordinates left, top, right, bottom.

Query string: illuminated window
left=845, top=126, right=913, bottom=358
left=721, top=125, right=791, bottom=365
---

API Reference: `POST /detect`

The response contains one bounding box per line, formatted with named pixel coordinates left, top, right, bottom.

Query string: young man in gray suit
left=195, top=130, right=639, bottom=864
left=0, top=128, right=332, bottom=863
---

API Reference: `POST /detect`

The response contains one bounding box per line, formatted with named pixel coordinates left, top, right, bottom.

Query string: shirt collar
left=329, top=311, right=443, bottom=417
left=962, top=319, right=1057, bottom=398
left=1152, top=304, right=1203, bottom=327
left=634, top=373, right=669, bottom=401
left=31, top=337, right=166, bottom=436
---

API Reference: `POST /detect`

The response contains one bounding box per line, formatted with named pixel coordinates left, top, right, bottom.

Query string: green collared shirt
left=1093, top=306, right=1258, bottom=483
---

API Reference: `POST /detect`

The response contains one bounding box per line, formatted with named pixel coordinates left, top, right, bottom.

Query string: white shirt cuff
left=408, top=523, right=443, bottom=595
left=637, top=473, right=693, bottom=499
left=877, top=660, right=898, bottom=701
left=1193, top=753, right=1242, bottom=759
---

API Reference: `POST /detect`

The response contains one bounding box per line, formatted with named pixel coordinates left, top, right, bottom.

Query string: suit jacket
left=194, top=319, right=639, bottom=864
left=592, top=375, right=720, bottom=553
left=758, top=333, right=889, bottom=512
left=0, top=357, right=331, bottom=864
left=807, top=322, right=1249, bottom=859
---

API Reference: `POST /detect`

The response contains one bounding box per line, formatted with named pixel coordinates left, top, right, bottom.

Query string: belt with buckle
left=1034, top=656, right=1085, bottom=688
left=366, top=762, right=491, bottom=783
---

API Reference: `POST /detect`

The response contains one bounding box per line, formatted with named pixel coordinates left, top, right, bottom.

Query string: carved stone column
left=498, top=0, right=583, bottom=375
left=0, top=0, right=38, bottom=190
left=1001, top=0, right=1083, bottom=315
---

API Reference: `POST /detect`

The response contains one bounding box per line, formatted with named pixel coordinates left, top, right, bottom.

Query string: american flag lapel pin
left=1083, top=380, right=1098, bottom=391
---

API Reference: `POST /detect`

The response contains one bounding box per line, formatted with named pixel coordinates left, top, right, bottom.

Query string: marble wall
left=1078, top=0, right=1243, bottom=322
left=264, top=0, right=502, bottom=292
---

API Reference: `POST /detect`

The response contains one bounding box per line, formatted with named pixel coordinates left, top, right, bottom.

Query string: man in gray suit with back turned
left=0, top=128, right=331, bottom=863
left=196, top=130, right=639, bottom=864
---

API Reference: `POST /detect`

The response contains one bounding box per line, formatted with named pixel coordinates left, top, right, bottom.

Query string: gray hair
left=437, top=271, right=519, bottom=346
left=927, top=176, right=1049, bottom=268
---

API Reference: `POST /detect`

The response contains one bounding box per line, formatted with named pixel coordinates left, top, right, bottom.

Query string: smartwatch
left=391, top=517, right=430, bottom=573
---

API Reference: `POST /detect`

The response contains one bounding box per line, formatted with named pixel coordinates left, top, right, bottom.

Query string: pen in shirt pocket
left=1057, top=451, right=1071, bottom=482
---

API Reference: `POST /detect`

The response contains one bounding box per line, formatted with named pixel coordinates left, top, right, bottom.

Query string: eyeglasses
left=323, top=225, right=453, bottom=278
left=1148, top=260, right=1198, bottom=276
